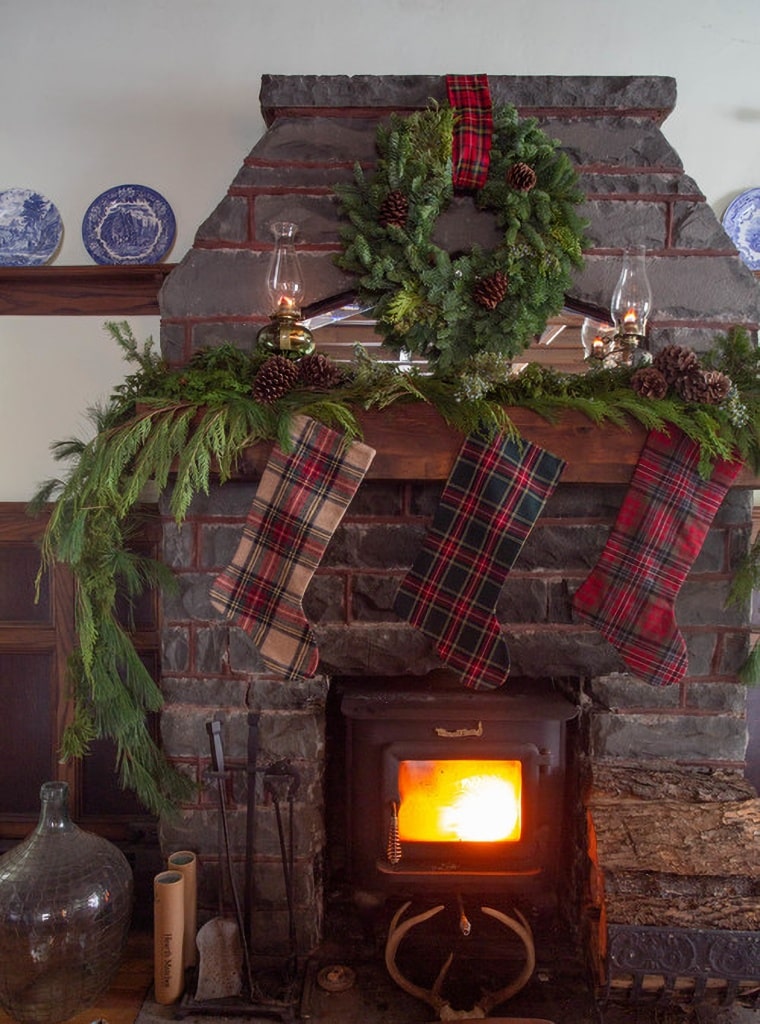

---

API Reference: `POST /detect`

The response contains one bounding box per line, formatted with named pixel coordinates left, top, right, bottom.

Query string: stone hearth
left=154, top=75, right=760, bottom=1001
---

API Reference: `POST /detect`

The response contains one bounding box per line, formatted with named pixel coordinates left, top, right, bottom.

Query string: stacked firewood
left=585, top=761, right=760, bottom=998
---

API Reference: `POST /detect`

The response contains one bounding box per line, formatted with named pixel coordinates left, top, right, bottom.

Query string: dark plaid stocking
left=394, top=432, right=566, bottom=690
left=573, top=427, right=742, bottom=687
left=210, top=415, right=375, bottom=680
left=445, top=74, right=493, bottom=190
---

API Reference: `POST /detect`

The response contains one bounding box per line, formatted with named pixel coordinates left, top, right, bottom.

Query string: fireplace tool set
left=178, top=712, right=301, bottom=1021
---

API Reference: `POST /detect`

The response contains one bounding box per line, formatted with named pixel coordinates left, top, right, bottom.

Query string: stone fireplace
left=155, top=75, right=760, bottom=1002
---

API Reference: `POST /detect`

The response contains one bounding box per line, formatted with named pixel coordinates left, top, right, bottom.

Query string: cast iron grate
left=604, top=923, right=760, bottom=1007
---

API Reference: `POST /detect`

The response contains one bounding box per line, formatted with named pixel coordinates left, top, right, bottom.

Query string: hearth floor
left=135, top=895, right=760, bottom=1024
left=135, top=949, right=759, bottom=1024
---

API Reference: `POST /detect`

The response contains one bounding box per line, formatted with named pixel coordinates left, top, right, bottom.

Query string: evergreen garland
left=334, top=104, right=587, bottom=373
left=30, top=322, right=760, bottom=814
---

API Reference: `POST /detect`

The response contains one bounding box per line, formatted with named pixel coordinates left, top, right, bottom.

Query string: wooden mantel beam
left=235, top=404, right=760, bottom=486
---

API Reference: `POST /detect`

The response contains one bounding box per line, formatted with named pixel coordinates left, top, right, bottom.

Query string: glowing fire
left=397, top=759, right=522, bottom=843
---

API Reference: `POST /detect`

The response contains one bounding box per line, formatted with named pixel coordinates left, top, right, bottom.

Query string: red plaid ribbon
left=210, top=415, right=375, bottom=680
left=445, top=74, right=493, bottom=190
left=394, top=431, right=566, bottom=690
left=573, top=428, right=742, bottom=687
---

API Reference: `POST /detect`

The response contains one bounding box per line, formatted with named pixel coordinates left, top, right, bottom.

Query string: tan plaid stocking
left=210, top=415, right=375, bottom=679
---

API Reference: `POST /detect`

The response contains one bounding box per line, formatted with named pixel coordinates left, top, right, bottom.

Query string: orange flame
left=397, top=759, right=522, bottom=843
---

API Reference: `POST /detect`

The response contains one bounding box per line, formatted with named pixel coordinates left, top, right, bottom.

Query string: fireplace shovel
left=193, top=718, right=255, bottom=1003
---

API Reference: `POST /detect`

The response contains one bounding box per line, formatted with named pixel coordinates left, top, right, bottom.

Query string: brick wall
left=160, top=74, right=760, bottom=364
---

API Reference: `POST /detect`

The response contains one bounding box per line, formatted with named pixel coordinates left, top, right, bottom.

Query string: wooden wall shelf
left=0, top=265, right=175, bottom=316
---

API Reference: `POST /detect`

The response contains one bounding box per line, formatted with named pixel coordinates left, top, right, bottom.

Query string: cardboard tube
left=168, top=850, right=198, bottom=968
left=153, top=870, right=185, bottom=1004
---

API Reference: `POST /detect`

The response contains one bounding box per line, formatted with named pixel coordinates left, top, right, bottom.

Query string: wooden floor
left=0, top=929, right=154, bottom=1024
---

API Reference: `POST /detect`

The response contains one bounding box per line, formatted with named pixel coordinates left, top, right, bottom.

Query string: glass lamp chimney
left=611, top=244, right=652, bottom=342
left=266, top=221, right=305, bottom=315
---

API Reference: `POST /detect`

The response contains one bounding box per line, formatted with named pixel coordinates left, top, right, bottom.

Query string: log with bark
left=584, top=760, right=760, bottom=982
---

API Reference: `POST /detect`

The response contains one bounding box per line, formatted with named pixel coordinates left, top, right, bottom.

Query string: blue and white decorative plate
left=0, top=188, right=63, bottom=266
left=722, top=188, right=760, bottom=271
left=82, top=184, right=175, bottom=265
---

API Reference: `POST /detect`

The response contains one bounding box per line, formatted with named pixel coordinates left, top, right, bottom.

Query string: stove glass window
left=397, top=758, right=522, bottom=843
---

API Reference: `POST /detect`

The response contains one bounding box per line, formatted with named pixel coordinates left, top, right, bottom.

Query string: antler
left=385, top=902, right=459, bottom=1017
left=387, top=905, right=536, bottom=1015
left=475, top=906, right=536, bottom=1014
left=384, top=901, right=536, bottom=1021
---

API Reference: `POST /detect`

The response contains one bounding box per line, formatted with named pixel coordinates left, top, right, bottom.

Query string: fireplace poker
left=263, top=761, right=300, bottom=976
left=206, top=717, right=255, bottom=999
left=245, top=711, right=260, bottom=956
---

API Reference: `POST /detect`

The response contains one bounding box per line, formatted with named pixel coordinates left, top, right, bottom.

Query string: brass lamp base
left=591, top=330, right=647, bottom=368
left=257, top=311, right=315, bottom=357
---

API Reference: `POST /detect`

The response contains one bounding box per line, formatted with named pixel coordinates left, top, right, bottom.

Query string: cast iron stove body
left=341, top=673, right=578, bottom=906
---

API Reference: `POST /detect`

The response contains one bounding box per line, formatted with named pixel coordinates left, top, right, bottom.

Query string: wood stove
left=340, top=671, right=578, bottom=907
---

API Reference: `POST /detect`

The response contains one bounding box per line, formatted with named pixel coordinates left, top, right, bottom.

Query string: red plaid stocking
left=210, top=415, right=375, bottom=679
left=394, top=432, right=566, bottom=690
left=573, top=428, right=742, bottom=687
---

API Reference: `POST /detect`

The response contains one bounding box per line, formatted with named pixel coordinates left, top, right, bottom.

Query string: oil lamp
left=582, top=245, right=653, bottom=367
left=256, top=221, right=315, bottom=356
left=610, top=244, right=652, bottom=363
left=581, top=316, right=616, bottom=363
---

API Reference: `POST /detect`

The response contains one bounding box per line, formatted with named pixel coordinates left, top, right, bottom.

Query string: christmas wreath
left=334, top=103, right=587, bottom=375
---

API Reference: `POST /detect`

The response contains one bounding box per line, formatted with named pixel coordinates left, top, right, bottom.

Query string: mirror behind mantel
left=302, top=295, right=612, bottom=375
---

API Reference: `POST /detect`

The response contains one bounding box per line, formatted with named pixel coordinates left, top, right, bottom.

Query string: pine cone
left=378, top=189, right=409, bottom=229
left=675, top=368, right=731, bottom=405
left=507, top=161, right=538, bottom=192
left=252, top=354, right=299, bottom=404
left=674, top=367, right=712, bottom=404
left=297, top=352, right=344, bottom=390
left=701, top=369, right=732, bottom=405
left=631, top=366, right=668, bottom=399
left=652, top=344, right=699, bottom=385
left=473, top=270, right=509, bottom=310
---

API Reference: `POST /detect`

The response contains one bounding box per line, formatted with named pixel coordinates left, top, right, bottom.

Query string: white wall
left=1, top=0, right=758, bottom=500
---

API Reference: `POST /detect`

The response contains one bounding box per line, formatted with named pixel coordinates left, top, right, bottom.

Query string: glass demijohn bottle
left=0, top=781, right=134, bottom=1024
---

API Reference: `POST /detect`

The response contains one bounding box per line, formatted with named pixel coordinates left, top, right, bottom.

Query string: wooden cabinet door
left=0, top=503, right=156, bottom=841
